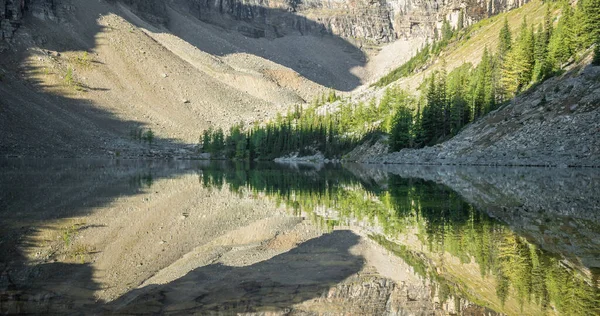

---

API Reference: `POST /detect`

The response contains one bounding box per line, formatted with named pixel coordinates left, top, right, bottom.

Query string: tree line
left=200, top=0, right=599, bottom=159
left=390, top=0, right=600, bottom=150
left=196, top=163, right=600, bottom=315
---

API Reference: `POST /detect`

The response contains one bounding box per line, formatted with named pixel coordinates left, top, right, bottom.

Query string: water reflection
left=0, top=159, right=598, bottom=315
left=198, top=162, right=600, bottom=315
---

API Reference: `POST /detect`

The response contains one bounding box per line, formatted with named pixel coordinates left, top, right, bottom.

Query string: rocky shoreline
left=348, top=62, right=600, bottom=168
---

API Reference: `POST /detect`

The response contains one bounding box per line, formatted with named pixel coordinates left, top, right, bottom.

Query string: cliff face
left=1, top=0, right=528, bottom=44
left=172, top=0, right=530, bottom=44
left=1, top=0, right=57, bottom=39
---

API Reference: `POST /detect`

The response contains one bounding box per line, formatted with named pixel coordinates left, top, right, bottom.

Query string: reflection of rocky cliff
left=2, top=0, right=529, bottom=43
left=350, top=164, right=600, bottom=269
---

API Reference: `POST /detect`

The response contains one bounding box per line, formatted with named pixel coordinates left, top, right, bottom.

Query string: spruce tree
left=503, top=18, right=535, bottom=95
left=421, top=73, right=438, bottom=145
left=548, top=3, right=574, bottom=69
left=498, top=17, right=512, bottom=60
left=457, top=9, right=465, bottom=31
left=533, top=22, right=551, bottom=82
left=442, top=19, right=453, bottom=42
left=202, top=128, right=213, bottom=153
left=390, top=103, right=413, bottom=150
left=582, top=0, right=600, bottom=50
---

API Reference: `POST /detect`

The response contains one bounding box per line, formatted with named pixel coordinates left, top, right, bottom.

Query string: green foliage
left=130, top=127, right=155, bottom=145
left=594, top=44, right=600, bottom=65
left=498, top=17, right=512, bottom=59
left=76, top=51, right=91, bottom=69
left=581, top=0, right=600, bottom=48
left=64, top=67, right=75, bottom=87
left=199, top=95, right=358, bottom=160
left=374, top=44, right=432, bottom=87
left=457, top=9, right=465, bottom=31
left=548, top=2, right=575, bottom=68
left=390, top=101, right=413, bottom=150
left=441, top=19, right=453, bottom=42
left=206, top=1, right=595, bottom=159
left=197, top=164, right=600, bottom=316
left=143, top=129, right=154, bottom=145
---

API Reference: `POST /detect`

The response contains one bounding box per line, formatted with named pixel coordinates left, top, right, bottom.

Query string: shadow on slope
left=0, top=160, right=364, bottom=314
left=108, top=230, right=363, bottom=314
left=0, top=159, right=197, bottom=313
left=0, top=0, right=366, bottom=158
left=162, top=1, right=366, bottom=91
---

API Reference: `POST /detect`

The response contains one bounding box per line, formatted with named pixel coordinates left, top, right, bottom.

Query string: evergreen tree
left=390, top=103, right=413, bottom=150
left=202, top=127, right=213, bottom=153
left=421, top=73, right=438, bottom=145
left=447, top=63, right=471, bottom=134
left=548, top=3, right=574, bottom=69
left=502, top=18, right=535, bottom=96
left=581, top=0, right=600, bottom=49
left=441, top=19, right=453, bottom=42
left=457, top=9, right=465, bottom=31
left=498, top=17, right=512, bottom=60
left=532, top=19, right=551, bottom=82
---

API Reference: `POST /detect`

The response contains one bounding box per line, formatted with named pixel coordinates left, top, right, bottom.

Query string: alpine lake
left=1, top=159, right=599, bottom=315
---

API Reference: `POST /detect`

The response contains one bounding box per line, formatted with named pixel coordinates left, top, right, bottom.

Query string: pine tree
left=441, top=19, right=453, bottom=42
left=517, top=20, right=535, bottom=87
left=457, top=9, right=465, bottom=31
left=498, top=17, right=512, bottom=60
left=503, top=18, right=535, bottom=95
left=421, top=73, right=438, bottom=145
left=202, top=127, right=213, bottom=153
left=548, top=3, right=574, bottom=69
left=532, top=21, right=551, bottom=82
left=447, top=63, right=471, bottom=134
left=390, top=103, right=413, bottom=150
left=581, top=0, right=600, bottom=48
left=500, top=49, right=519, bottom=97
left=438, top=66, right=450, bottom=138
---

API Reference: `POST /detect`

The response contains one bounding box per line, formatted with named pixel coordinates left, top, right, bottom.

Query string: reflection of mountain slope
left=196, top=162, right=599, bottom=315
left=354, top=164, right=600, bottom=269
left=1, top=160, right=490, bottom=314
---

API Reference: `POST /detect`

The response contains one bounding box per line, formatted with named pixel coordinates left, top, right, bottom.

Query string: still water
left=0, top=159, right=599, bottom=315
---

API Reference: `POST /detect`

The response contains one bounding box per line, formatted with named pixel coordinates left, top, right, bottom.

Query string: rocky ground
left=0, top=0, right=392, bottom=159
left=352, top=59, right=600, bottom=168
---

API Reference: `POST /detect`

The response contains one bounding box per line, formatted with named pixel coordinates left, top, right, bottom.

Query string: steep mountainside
left=353, top=56, right=600, bottom=167
left=0, top=0, right=530, bottom=158
left=1, top=0, right=529, bottom=42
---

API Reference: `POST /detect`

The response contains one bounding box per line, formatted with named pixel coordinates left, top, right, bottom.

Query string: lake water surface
left=1, top=159, right=599, bottom=315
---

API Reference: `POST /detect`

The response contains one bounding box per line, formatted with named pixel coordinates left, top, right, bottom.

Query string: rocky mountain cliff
left=0, top=0, right=58, bottom=39
left=170, top=0, right=530, bottom=44
left=2, top=0, right=529, bottom=44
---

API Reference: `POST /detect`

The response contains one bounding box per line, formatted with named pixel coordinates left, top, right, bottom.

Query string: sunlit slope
left=0, top=0, right=367, bottom=156
left=391, top=0, right=551, bottom=92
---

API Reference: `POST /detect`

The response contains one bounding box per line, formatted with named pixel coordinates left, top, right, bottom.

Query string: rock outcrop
left=171, top=0, right=530, bottom=44
left=1, top=0, right=58, bottom=40
left=2, top=0, right=529, bottom=44
left=0, top=0, right=26, bottom=40
left=353, top=60, right=600, bottom=167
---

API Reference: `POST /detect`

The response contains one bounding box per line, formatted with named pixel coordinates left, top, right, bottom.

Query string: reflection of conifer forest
left=200, top=1, right=600, bottom=159
left=197, top=162, right=600, bottom=315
